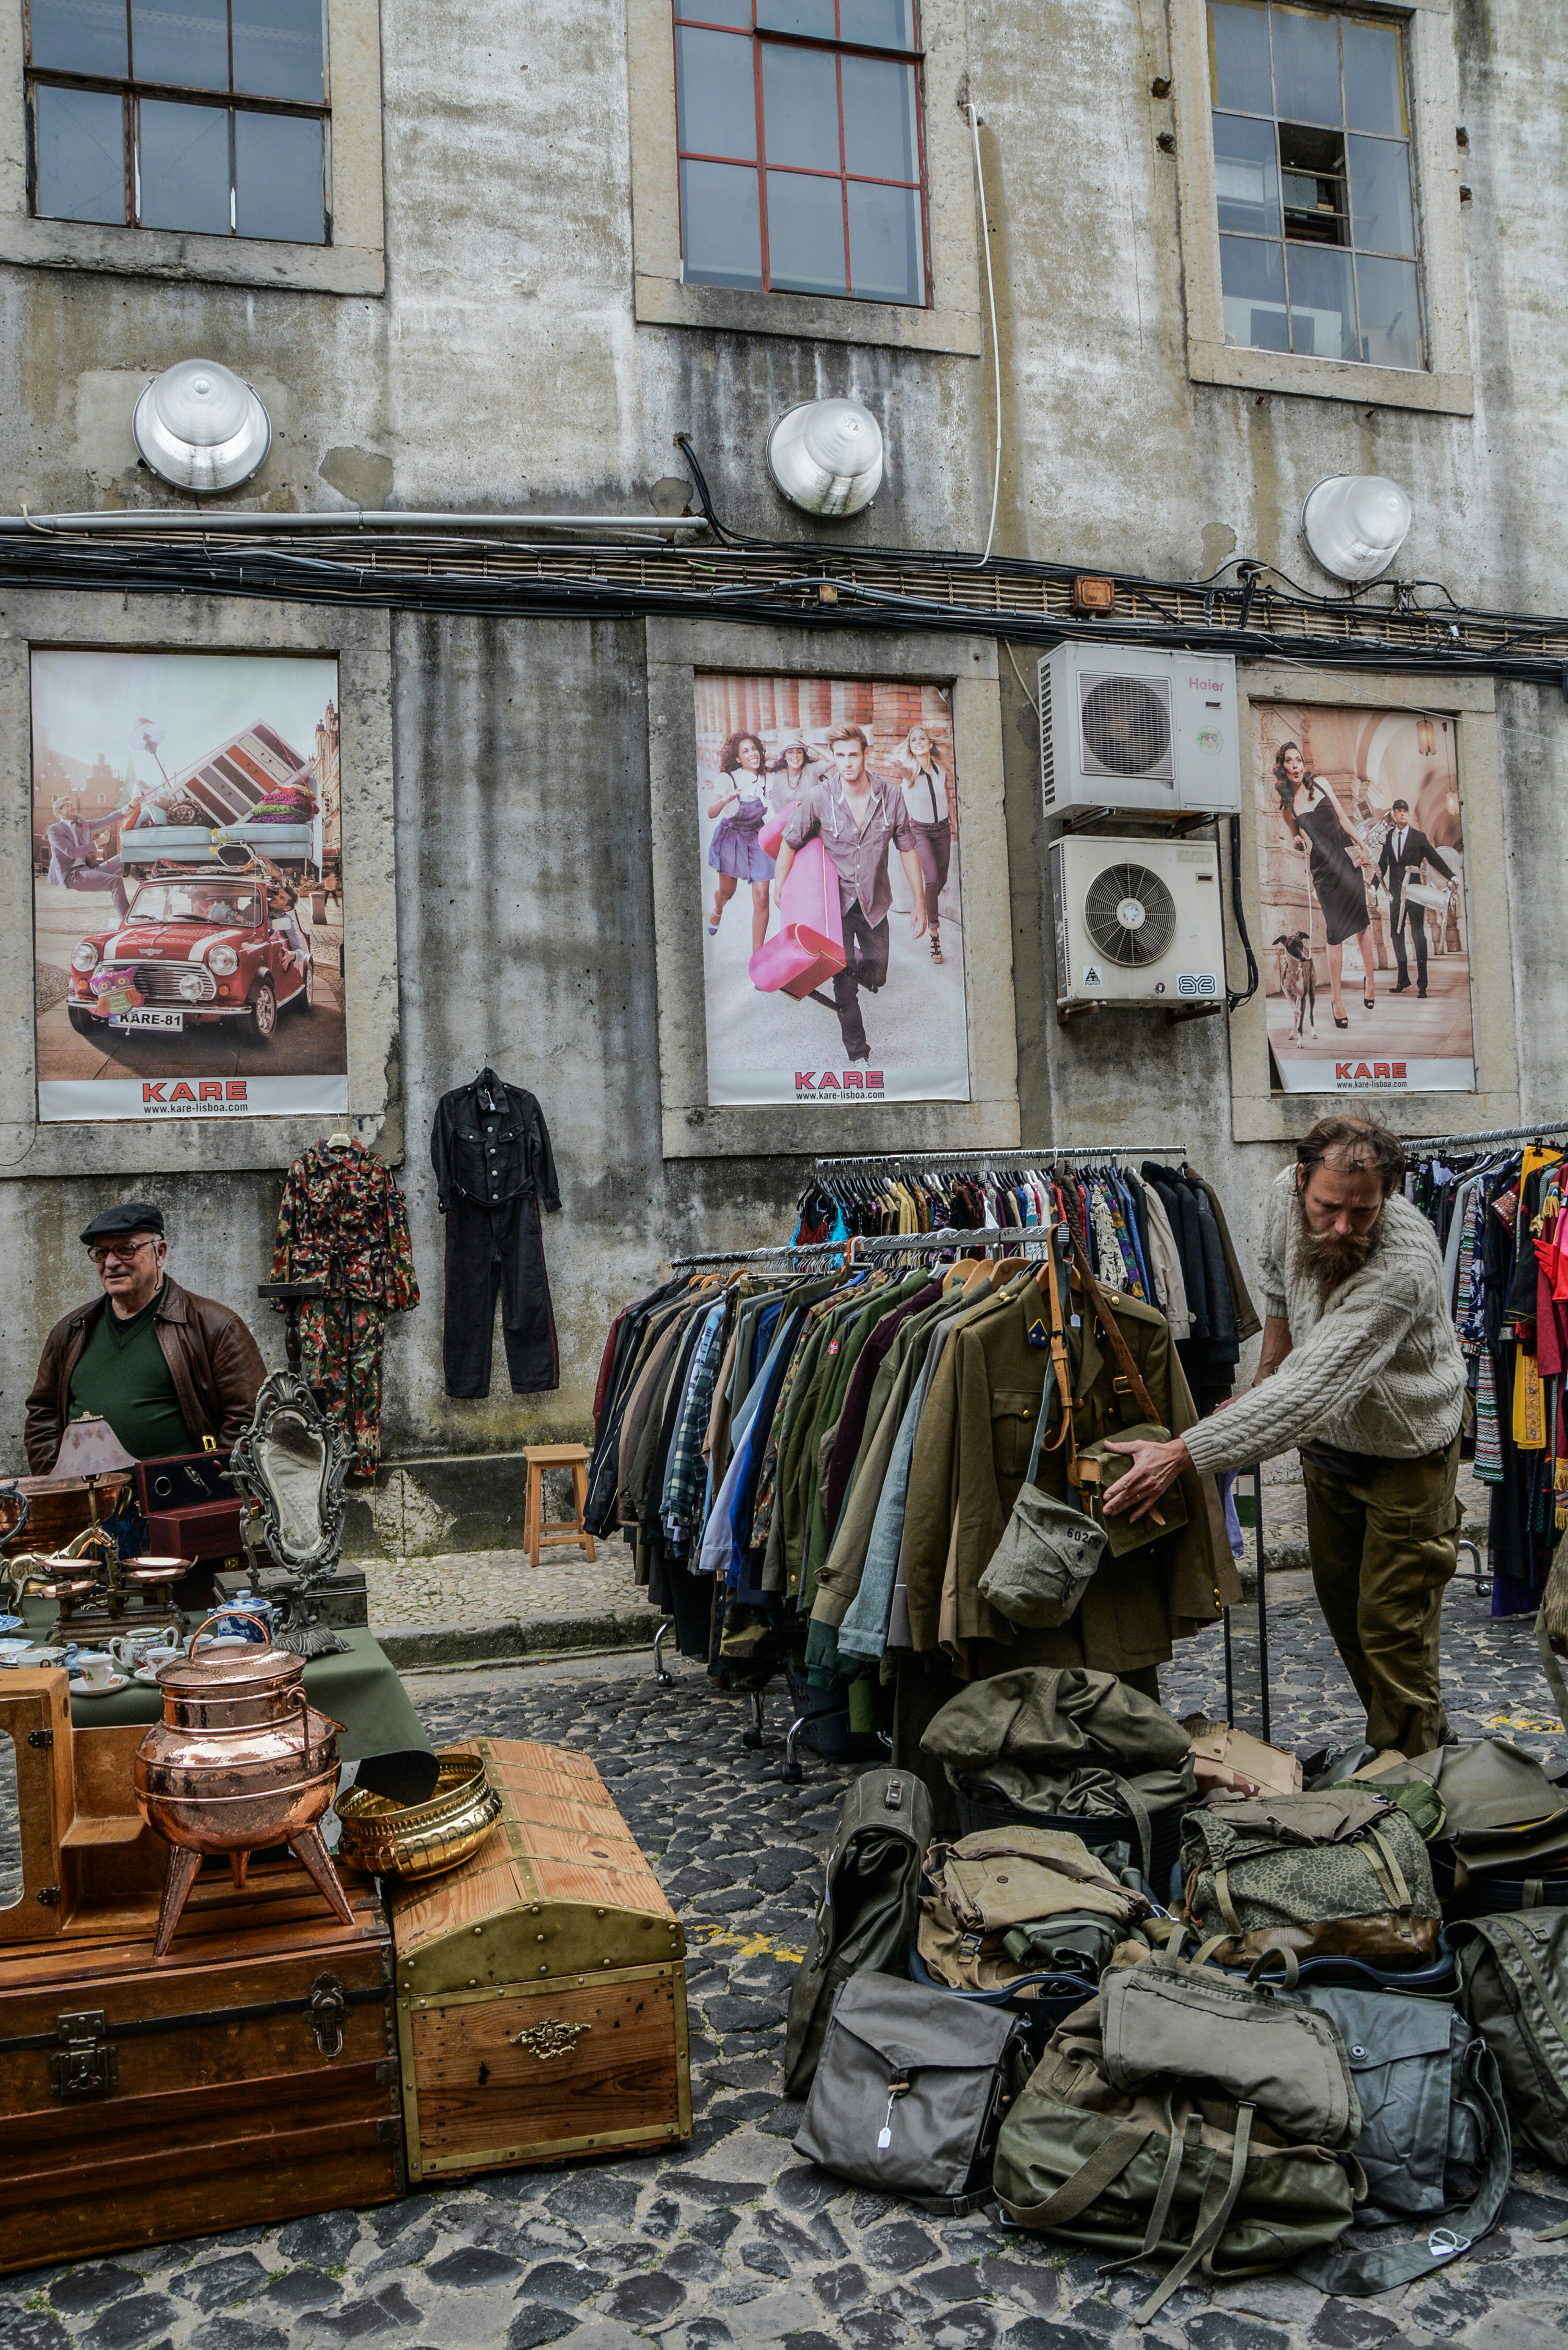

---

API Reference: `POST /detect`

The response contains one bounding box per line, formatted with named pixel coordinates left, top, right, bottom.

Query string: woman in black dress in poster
left=1274, top=741, right=1378, bottom=1030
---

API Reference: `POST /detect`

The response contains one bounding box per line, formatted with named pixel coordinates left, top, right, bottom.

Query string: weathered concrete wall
left=3, top=0, right=1566, bottom=1517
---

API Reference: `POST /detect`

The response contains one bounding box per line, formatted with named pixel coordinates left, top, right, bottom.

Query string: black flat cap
left=80, top=1200, right=165, bottom=1245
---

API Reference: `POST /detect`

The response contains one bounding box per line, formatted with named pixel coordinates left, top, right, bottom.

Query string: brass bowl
left=336, top=1748, right=502, bottom=1881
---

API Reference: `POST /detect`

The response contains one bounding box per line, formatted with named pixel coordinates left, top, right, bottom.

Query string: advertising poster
left=696, top=671, right=970, bottom=1106
left=31, top=650, right=346, bottom=1123
left=1254, top=701, right=1473, bottom=1096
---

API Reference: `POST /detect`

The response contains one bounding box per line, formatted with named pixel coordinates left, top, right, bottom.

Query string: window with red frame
left=673, top=0, right=927, bottom=307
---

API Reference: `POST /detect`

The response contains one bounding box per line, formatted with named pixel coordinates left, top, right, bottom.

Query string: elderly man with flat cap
left=25, top=1201, right=266, bottom=1473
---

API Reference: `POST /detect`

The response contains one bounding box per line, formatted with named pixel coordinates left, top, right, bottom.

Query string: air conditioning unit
left=1051, top=836, right=1227, bottom=1009
left=1039, top=645, right=1242, bottom=819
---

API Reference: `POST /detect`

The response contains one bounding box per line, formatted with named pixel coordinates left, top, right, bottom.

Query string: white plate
left=74, top=1674, right=130, bottom=1697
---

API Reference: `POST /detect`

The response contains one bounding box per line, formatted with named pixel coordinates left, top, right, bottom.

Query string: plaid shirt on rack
left=661, top=1303, right=726, bottom=1541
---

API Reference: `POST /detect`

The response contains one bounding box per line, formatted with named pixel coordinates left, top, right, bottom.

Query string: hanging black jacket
left=431, top=1069, right=560, bottom=1212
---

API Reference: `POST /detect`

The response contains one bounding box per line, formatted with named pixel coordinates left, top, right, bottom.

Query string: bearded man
left=1101, top=1115, right=1467, bottom=1756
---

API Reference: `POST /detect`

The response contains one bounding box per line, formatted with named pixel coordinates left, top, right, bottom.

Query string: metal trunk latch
left=307, top=1973, right=348, bottom=2058
left=50, top=2011, right=119, bottom=2099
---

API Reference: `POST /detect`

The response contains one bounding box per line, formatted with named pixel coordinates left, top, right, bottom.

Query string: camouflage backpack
left=1181, top=1788, right=1440, bottom=1967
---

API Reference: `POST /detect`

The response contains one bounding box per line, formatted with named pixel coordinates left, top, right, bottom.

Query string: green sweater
left=68, top=1290, right=194, bottom=1461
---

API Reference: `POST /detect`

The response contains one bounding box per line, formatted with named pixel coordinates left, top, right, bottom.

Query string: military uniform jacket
left=900, top=1281, right=1238, bottom=1675
left=271, top=1141, right=419, bottom=1310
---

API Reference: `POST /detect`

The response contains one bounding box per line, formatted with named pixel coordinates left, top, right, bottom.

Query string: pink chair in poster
left=747, top=802, right=846, bottom=1000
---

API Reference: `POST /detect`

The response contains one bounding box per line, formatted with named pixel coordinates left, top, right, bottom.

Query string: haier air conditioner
left=1039, top=645, right=1242, bottom=819
left=1051, top=836, right=1227, bottom=1009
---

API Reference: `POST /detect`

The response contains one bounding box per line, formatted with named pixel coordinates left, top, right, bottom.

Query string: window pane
left=1285, top=239, right=1356, bottom=357
left=760, top=41, right=839, bottom=169
left=1342, top=16, right=1404, bottom=135
left=132, top=0, right=227, bottom=89
left=756, top=0, right=835, bottom=33
left=233, top=0, right=326, bottom=103
left=34, top=84, right=125, bottom=221
left=675, top=0, right=750, bottom=21
left=847, top=176, right=920, bottom=302
left=1219, top=231, right=1286, bottom=348
left=842, top=54, right=917, bottom=179
left=137, top=96, right=229, bottom=231
left=766, top=167, right=845, bottom=293
left=1356, top=254, right=1421, bottom=367
left=1272, top=4, right=1341, bottom=126
left=1213, top=111, right=1279, bottom=235
left=1208, top=1, right=1271, bottom=112
left=1347, top=133, right=1413, bottom=256
left=29, top=0, right=128, bottom=77
left=676, top=26, right=756, bottom=159
left=680, top=156, right=762, bottom=285
left=235, top=108, right=322, bottom=240
left=839, top=0, right=916, bottom=48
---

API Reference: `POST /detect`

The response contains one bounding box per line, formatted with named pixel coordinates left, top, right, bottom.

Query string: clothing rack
left=670, top=1226, right=1055, bottom=1271
left=811, top=1143, right=1189, bottom=1172
left=1401, top=1119, right=1568, bottom=1153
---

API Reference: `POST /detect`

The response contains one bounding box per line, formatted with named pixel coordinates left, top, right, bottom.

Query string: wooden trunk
left=392, top=1737, right=690, bottom=2180
left=0, top=1858, right=401, bottom=2271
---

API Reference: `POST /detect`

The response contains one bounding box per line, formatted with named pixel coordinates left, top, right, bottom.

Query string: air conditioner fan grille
left=1083, top=862, right=1178, bottom=967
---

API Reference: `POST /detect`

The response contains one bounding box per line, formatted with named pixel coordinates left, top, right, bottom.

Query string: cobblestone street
left=7, top=1573, right=1567, bottom=2350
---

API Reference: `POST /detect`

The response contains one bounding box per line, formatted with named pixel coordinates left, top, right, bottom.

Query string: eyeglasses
left=88, top=1239, right=159, bottom=1266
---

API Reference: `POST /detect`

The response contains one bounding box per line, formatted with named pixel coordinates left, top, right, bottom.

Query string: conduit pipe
left=0, top=510, right=709, bottom=535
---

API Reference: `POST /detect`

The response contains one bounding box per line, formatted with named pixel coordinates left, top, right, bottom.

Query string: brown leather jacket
left=25, top=1277, right=267, bottom=1474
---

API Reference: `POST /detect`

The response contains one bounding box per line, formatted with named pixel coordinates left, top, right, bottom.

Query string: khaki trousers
left=1301, top=1436, right=1462, bottom=1757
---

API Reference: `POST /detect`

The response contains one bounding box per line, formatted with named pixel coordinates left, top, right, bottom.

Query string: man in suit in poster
left=1376, top=798, right=1456, bottom=999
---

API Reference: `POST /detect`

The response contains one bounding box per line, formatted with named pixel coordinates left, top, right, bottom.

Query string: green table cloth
left=62, top=1627, right=432, bottom=1764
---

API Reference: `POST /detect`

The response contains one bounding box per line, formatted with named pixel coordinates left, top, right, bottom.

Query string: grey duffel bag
left=794, top=1971, right=1032, bottom=2213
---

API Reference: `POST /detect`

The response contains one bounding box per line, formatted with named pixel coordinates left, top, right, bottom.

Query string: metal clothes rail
left=1401, top=1119, right=1568, bottom=1153
left=670, top=1226, right=1054, bottom=1271
left=811, top=1143, right=1189, bottom=1173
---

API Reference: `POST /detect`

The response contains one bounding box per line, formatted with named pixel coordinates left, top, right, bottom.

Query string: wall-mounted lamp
left=766, top=399, right=883, bottom=518
left=1300, top=474, right=1412, bottom=584
left=132, top=359, right=271, bottom=492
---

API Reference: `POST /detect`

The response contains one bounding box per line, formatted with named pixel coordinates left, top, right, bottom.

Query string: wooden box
left=392, top=1737, right=690, bottom=2181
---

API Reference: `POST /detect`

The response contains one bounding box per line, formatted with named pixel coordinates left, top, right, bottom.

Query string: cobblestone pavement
left=363, top=1545, right=644, bottom=1635
left=7, top=1576, right=1568, bottom=2350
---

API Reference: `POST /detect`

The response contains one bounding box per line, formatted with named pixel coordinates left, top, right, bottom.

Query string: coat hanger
left=326, top=1127, right=353, bottom=1150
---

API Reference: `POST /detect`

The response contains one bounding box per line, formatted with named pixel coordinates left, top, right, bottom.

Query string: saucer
left=74, top=1674, right=130, bottom=1698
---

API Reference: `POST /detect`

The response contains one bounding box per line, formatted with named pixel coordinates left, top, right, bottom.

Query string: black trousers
left=442, top=1194, right=559, bottom=1397
left=831, top=902, right=891, bottom=1061
left=910, top=818, right=951, bottom=928
left=1390, top=897, right=1429, bottom=989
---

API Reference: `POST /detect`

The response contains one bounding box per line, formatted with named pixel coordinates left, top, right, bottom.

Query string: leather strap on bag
left=1068, top=1235, right=1160, bottom=1422
left=1034, top=1231, right=1079, bottom=1484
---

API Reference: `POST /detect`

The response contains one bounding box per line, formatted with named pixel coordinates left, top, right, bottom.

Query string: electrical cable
left=969, top=103, right=1003, bottom=568
left=1225, top=812, right=1261, bottom=1012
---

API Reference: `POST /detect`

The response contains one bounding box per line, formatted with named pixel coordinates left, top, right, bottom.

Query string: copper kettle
left=135, top=1610, right=355, bottom=1958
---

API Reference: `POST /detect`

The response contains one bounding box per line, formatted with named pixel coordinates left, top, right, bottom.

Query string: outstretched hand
left=1101, top=1433, right=1191, bottom=1522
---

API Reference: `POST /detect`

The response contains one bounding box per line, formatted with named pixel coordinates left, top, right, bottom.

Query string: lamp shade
left=53, top=1413, right=139, bottom=1479
left=133, top=359, right=272, bottom=492
left=766, top=399, right=884, bottom=517
left=1301, top=474, right=1412, bottom=584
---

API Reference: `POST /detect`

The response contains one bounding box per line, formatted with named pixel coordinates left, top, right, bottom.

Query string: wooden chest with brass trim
left=391, top=1736, right=690, bottom=2181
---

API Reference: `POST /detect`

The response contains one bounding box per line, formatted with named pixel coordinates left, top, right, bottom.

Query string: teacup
left=76, top=1651, right=117, bottom=1690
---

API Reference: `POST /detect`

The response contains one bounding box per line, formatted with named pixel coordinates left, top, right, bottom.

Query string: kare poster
left=696, top=672, right=971, bottom=1106
left=31, top=650, right=347, bottom=1123
left=1254, top=701, right=1474, bottom=1096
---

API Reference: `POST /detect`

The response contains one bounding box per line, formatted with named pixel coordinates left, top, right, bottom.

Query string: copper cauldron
left=135, top=1610, right=355, bottom=1957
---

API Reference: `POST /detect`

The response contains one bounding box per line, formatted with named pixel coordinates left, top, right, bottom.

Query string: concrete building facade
left=2, top=0, right=1562, bottom=1552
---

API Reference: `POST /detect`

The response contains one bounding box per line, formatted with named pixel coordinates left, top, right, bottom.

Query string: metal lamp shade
left=766, top=398, right=884, bottom=517
left=133, top=359, right=272, bottom=492
left=1301, top=475, right=1412, bottom=585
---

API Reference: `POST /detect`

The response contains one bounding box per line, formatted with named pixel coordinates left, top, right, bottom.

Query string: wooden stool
left=523, top=1443, right=595, bottom=1567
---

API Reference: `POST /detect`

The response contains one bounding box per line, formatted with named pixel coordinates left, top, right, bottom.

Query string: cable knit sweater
left=1182, top=1170, right=1467, bottom=1474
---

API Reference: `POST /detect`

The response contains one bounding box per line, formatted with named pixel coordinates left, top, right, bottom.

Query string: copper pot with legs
left=134, top=1610, right=353, bottom=1957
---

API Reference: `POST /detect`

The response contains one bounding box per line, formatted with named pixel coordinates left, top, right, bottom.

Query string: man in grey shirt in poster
left=772, top=726, right=927, bottom=1064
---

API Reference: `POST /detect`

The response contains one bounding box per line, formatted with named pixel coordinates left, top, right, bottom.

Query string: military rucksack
left=1181, top=1788, right=1441, bottom=1967
left=1452, top=1909, right=1568, bottom=2169
left=783, top=1767, right=932, bottom=2098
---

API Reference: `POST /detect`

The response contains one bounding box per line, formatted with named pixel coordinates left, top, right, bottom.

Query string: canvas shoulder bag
left=978, top=1241, right=1106, bottom=1628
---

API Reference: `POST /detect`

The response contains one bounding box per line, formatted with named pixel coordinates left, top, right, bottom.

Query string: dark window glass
left=1207, top=2, right=1422, bottom=371
left=28, top=0, right=330, bottom=242
left=30, top=0, right=128, bottom=79
left=230, top=0, right=324, bottom=103
left=137, top=96, right=230, bottom=230
left=234, top=108, right=323, bottom=240
left=674, top=0, right=928, bottom=306
left=676, top=26, right=756, bottom=157
left=132, top=0, right=228, bottom=92
left=33, top=83, right=125, bottom=221
left=679, top=156, right=763, bottom=286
